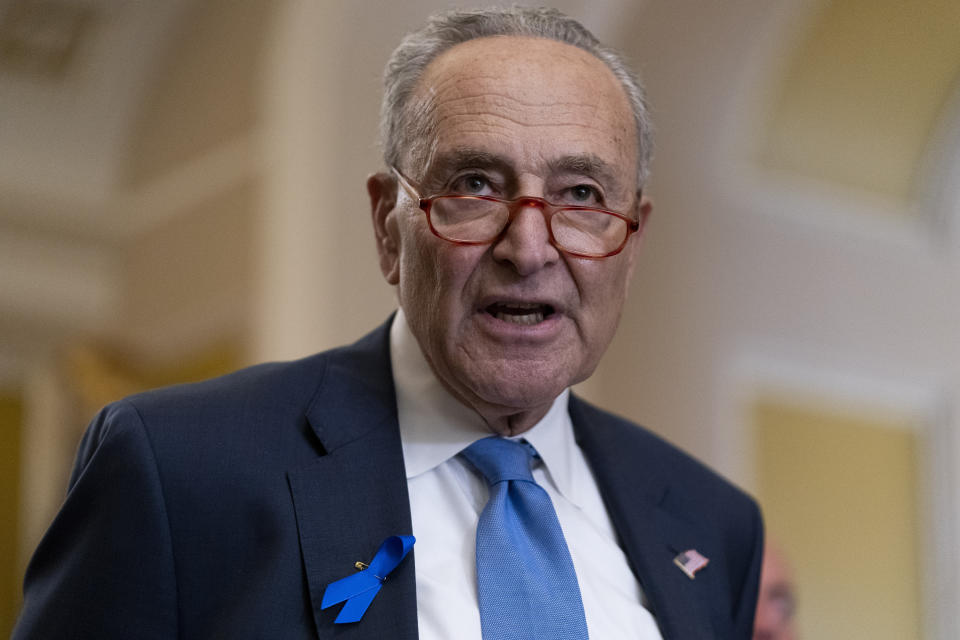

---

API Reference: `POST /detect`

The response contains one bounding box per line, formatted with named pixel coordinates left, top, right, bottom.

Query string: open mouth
left=485, top=301, right=556, bottom=326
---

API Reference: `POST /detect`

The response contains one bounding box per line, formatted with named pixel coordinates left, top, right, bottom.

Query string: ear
left=368, top=172, right=401, bottom=285
left=623, top=193, right=653, bottom=289
left=635, top=193, right=652, bottom=241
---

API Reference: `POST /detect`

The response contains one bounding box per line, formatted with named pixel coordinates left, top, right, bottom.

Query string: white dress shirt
left=389, top=309, right=663, bottom=639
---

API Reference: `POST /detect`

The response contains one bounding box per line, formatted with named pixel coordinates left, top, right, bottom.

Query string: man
left=15, top=7, right=762, bottom=639
left=753, top=542, right=799, bottom=640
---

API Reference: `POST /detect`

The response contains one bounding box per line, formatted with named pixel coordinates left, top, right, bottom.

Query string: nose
left=490, top=200, right=560, bottom=275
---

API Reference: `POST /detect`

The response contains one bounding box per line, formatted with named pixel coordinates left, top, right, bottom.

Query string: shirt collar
left=390, top=309, right=583, bottom=507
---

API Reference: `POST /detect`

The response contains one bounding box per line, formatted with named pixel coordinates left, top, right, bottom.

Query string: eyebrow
left=547, top=154, right=622, bottom=191
left=418, top=148, right=514, bottom=194
left=427, top=148, right=511, bottom=175
left=426, top=148, right=623, bottom=188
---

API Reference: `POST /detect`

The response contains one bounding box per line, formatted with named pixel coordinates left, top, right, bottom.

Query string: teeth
left=494, top=311, right=545, bottom=325
left=486, top=301, right=553, bottom=325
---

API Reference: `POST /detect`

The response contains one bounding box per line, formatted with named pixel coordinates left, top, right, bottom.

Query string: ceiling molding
left=108, top=132, right=260, bottom=240
left=0, top=131, right=259, bottom=241
left=0, top=1, right=192, bottom=204
left=757, top=0, right=960, bottom=204
left=712, top=0, right=950, bottom=249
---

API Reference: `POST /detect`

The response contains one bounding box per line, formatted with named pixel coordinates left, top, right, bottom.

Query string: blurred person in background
left=14, top=7, right=762, bottom=639
left=753, top=541, right=799, bottom=640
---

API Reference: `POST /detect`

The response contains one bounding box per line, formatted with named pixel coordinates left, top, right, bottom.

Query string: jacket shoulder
left=113, top=318, right=394, bottom=433
left=79, top=320, right=395, bottom=475
left=570, top=395, right=756, bottom=512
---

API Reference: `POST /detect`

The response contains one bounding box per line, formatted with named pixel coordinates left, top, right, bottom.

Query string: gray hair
left=380, top=6, right=653, bottom=187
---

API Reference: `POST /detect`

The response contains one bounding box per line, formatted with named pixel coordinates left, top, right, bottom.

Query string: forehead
left=412, top=36, right=637, bottom=184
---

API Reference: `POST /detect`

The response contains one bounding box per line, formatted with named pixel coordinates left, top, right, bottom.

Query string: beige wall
left=754, top=396, right=923, bottom=639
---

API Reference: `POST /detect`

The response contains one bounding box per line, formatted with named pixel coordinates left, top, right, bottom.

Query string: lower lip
left=475, top=309, right=566, bottom=341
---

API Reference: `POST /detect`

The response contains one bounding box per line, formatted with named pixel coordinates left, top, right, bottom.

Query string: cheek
left=397, top=231, right=440, bottom=307
left=574, top=260, right=632, bottom=328
left=396, top=226, right=476, bottom=312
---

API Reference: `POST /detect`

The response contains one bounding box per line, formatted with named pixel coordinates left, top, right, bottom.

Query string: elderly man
left=15, top=7, right=762, bottom=640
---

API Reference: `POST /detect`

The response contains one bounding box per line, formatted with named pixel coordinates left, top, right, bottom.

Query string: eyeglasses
left=392, top=167, right=641, bottom=259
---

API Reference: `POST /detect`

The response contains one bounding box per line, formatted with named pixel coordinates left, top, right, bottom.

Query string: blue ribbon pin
left=321, top=534, right=415, bottom=623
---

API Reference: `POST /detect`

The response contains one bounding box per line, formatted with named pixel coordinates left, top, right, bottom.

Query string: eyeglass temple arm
left=391, top=167, right=421, bottom=203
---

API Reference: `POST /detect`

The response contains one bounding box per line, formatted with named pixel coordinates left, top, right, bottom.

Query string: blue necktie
left=461, top=436, right=589, bottom=640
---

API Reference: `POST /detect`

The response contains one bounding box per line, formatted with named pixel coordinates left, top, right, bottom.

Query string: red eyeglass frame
left=392, top=167, right=641, bottom=259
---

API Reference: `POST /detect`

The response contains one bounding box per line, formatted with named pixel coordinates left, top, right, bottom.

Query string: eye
left=451, top=173, right=493, bottom=196
left=563, top=184, right=602, bottom=206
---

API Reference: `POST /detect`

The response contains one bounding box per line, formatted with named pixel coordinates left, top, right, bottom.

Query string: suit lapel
left=571, top=397, right=716, bottom=640
left=287, top=322, right=419, bottom=639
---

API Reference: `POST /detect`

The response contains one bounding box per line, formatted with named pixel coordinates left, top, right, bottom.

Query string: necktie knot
left=461, top=436, right=535, bottom=486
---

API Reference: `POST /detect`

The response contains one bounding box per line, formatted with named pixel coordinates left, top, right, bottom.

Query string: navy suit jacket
left=15, top=319, right=762, bottom=639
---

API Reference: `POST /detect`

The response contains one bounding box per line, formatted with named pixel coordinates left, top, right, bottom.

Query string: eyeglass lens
left=430, top=196, right=628, bottom=256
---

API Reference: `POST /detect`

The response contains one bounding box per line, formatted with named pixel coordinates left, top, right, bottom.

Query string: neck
left=484, top=407, right=551, bottom=437
left=432, top=375, right=555, bottom=437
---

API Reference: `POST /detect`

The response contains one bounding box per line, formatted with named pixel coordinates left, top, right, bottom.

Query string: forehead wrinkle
left=418, top=36, right=635, bottom=135
left=433, top=110, right=624, bottom=149
left=434, top=90, right=616, bottom=129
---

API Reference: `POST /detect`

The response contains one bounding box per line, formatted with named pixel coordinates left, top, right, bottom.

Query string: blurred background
left=1, top=0, right=958, bottom=637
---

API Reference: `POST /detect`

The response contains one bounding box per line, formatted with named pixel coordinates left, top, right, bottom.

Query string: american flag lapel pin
left=673, top=549, right=709, bottom=579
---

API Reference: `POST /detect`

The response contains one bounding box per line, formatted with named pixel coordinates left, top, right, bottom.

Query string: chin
left=468, top=366, right=572, bottom=412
